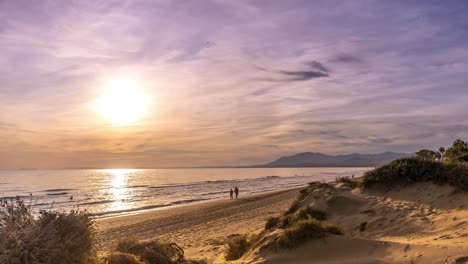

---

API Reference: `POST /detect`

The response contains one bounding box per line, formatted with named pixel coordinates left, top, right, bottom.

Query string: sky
left=1, top=0, right=468, bottom=169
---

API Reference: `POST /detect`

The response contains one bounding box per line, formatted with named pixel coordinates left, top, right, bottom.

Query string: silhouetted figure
left=234, top=187, right=239, bottom=199
left=230, top=189, right=234, bottom=199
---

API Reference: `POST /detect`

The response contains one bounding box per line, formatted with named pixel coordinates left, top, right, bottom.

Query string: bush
left=0, top=197, right=206, bottom=264
left=275, top=219, right=342, bottom=249
left=107, top=239, right=207, bottom=264
left=224, top=235, right=256, bottom=261
left=0, top=197, right=98, bottom=264
left=361, top=157, right=468, bottom=190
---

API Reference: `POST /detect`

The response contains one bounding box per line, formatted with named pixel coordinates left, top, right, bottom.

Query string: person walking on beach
left=234, top=187, right=239, bottom=199
left=230, top=189, right=234, bottom=199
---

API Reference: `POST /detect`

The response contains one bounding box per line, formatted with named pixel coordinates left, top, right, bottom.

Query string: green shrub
left=457, top=153, right=468, bottom=163
left=224, top=235, right=256, bottom=261
left=0, top=197, right=98, bottom=264
left=361, top=157, right=468, bottom=190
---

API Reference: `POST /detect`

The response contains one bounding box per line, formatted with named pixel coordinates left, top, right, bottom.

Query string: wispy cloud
left=1, top=0, right=468, bottom=168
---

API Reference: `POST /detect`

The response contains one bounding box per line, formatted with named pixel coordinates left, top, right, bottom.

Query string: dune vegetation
left=0, top=197, right=206, bottom=264
left=105, top=239, right=207, bottom=264
left=224, top=235, right=259, bottom=261
left=361, top=139, right=468, bottom=191
left=361, top=157, right=468, bottom=190
left=224, top=182, right=343, bottom=261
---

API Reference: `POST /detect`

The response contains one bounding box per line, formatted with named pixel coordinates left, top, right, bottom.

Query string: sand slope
left=241, top=182, right=468, bottom=264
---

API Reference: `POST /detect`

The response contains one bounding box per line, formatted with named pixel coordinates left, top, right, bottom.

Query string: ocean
left=0, top=167, right=369, bottom=218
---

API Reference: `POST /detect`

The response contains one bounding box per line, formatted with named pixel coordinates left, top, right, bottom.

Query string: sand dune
left=241, top=182, right=468, bottom=264
left=97, top=182, right=468, bottom=263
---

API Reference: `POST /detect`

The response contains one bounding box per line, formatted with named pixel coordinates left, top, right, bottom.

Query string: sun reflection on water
left=104, top=169, right=137, bottom=212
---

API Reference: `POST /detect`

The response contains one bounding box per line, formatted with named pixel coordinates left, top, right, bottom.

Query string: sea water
left=0, top=167, right=369, bottom=218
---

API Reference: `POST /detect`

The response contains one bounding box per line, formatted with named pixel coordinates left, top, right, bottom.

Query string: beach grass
left=274, top=219, right=343, bottom=249
left=224, top=235, right=259, bottom=261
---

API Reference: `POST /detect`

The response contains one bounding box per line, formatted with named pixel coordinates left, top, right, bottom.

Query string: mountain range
left=256, top=152, right=411, bottom=167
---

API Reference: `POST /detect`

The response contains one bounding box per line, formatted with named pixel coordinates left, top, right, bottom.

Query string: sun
left=94, top=78, right=149, bottom=125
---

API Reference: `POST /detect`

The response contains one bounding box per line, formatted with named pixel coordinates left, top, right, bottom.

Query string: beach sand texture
left=97, top=189, right=300, bottom=263
left=98, top=182, right=468, bottom=263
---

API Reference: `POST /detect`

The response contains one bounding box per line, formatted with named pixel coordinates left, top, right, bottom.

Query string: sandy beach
left=97, top=181, right=468, bottom=264
left=97, top=188, right=301, bottom=263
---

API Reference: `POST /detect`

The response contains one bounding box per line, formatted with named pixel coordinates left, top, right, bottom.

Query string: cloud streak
left=0, top=0, right=468, bottom=168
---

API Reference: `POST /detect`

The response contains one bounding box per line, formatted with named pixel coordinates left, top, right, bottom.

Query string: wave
left=46, top=192, right=68, bottom=196
left=147, top=175, right=289, bottom=190
left=44, top=188, right=76, bottom=192
left=0, top=195, right=36, bottom=200
left=79, top=200, right=114, bottom=206
left=92, top=198, right=210, bottom=217
left=127, top=185, right=150, bottom=188
left=201, top=190, right=229, bottom=196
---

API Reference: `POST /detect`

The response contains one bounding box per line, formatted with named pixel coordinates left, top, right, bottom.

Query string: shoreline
left=94, top=186, right=305, bottom=220
left=97, top=187, right=301, bottom=262
left=97, top=186, right=301, bottom=228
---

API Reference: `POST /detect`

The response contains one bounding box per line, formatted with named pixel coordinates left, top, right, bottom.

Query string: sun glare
left=94, top=78, right=149, bottom=125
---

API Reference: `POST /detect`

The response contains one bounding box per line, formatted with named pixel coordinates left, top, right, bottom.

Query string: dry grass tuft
left=1, top=197, right=206, bottom=264
left=106, top=239, right=207, bottom=264
left=295, top=206, right=327, bottom=221
left=336, top=176, right=360, bottom=189
left=274, top=219, right=342, bottom=249
left=0, top=197, right=98, bottom=264
left=265, top=216, right=280, bottom=230
left=259, top=182, right=343, bottom=250
left=105, top=252, right=144, bottom=264
left=224, top=235, right=259, bottom=261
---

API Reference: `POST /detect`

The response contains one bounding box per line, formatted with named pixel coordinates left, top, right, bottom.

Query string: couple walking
left=230, top=187, right=239, bottom=199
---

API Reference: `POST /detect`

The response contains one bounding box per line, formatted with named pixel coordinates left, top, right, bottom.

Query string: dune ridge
left=238, top=181, right=468, bottom=264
